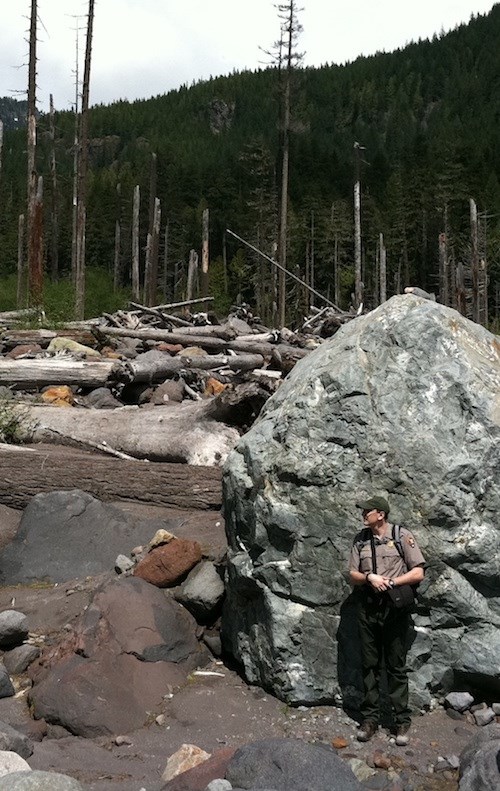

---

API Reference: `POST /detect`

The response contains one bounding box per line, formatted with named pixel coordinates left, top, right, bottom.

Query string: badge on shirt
left=387, top=540, right=394, bottom=548
left=406, top=536, right=415, bottom=548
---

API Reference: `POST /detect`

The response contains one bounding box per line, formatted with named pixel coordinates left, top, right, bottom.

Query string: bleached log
left=0, top=443, right=221, bottom=510
left=15, top=403, right=241, bottom=466
left=0, top=358, right=119, bottom=389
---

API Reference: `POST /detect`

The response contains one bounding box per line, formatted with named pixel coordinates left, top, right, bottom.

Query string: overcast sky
left=1, top=1, right=497, bottom=112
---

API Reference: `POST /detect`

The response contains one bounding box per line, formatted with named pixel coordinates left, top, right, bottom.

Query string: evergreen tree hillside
left=0, top=5, right=499, bottom=322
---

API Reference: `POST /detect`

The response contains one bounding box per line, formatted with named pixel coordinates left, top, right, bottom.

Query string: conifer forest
left=0, top=3, right=499, bottom=328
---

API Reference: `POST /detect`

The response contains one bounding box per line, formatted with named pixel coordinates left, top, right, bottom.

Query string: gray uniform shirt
left=349, top=525, right=425, bottom=579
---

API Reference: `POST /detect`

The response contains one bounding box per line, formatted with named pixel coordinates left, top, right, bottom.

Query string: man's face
left=362, top=508, right=383, bottom=527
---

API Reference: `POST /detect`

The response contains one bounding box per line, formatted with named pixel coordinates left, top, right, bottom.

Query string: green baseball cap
left=356, top=496, right=390, bottom=514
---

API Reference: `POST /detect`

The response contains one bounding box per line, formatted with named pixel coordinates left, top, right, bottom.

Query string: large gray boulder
left=222, top=295, right=500, bottom=707
left=0, top=490, right=177, bottom=584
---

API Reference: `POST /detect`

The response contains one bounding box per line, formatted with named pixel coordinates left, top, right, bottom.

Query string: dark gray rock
left=175, top=561, right=225, bottom=623
left=85, top=387, right=122, bottom=409
left=222, top=295, right=500, bottom=706
left=3, top=645, right=40, bottom=675
left=28, top=576, right=209, bottom=736
left=0, top=721, right=33, bottom=759
left=0, top=490, right=172, bottom=584
left=0, top=666, right=14, bottom=699
left=225, top=738, right=363, bottom=791
left=0, top=771, right=85, bottom=790
left=459, top=726, right=500, bottom=790
left=0, top=612, right=28, bottom=649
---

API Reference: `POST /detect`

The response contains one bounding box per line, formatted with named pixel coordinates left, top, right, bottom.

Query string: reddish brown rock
left=6, top=344, right=43, bottom=358
left=162, top=746, right=237, bottom=791
left=156, top=343, right=184, bottom=355
left=161, top=744, right=211, bottom=784
left=331, top=737, right=348, bottom=749
left=151, top=380, right=185, bottom=404
left=373, top=751, right=392, bottom=770
left=133, top=538, right=202, bottom=587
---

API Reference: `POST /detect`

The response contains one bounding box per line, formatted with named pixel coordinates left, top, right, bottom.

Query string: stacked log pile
left=0, top=299, right=357, bottom=507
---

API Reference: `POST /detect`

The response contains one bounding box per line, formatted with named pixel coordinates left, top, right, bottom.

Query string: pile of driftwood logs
left=0, top=298, right=358, bottom=510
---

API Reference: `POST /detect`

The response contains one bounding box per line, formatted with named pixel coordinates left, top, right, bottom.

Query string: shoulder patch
left=406, top=536, right=415, bottom=548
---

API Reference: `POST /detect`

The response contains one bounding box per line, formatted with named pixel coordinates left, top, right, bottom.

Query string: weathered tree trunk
left=29, top=176, right=44, bottom=306
left=0, top=358, right=118, bottom=389
left=16, top=403, right=240, bottom=466
left=0, top=444, right=222, bottom=511
left=75, top=0, right=95, bottom=320
left=1, top=328, right=96, bottom=349
left=201, top=208, right=209, bottom=298
left=162, top=219, right=169, bottom=300
left=113, top=219, right=121, bottom=292
left=16, top=214, right=25, bottom=309
left=438, top=231, right=449, bottom=306
left=131, top=185, right=140, bottom=299
left=379, top=233, right=386, bottom=304
left=26, top=0, right=40, bottom=306
left=147, top=197, right=161, bottom=306
left=186, top=250, right=198, bottom=301
left=71, top=24, right=80, bottom=283
left=123, top=352, right=265, bottom=383
left=470, top=198, right=480, bottom=324
left=0, top=120, right=3, bottom=192
left=49, top=94, right=59, bottom=282
left=353, top=142, right=363, bottom=309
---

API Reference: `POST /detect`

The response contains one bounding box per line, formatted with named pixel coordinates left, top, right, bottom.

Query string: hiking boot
left=395, top=723, right=411, bottom=746
left=356, top=721, right=377, bottom=742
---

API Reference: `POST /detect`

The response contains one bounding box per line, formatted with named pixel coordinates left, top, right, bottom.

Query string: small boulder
left=445, top=692, right=475, bottom=712
left=6, top=344, right=43, bottom=359
left=114, top=554, right=134, bottom=574
left=473, top=707, right=496, bottom=726
left=0, top=612, right=29, bottom=649
left=2, top=645, right=40, bottom=675
left=0, top=770, right=86, bottom=789
left=40, top=386, right=74, bottom=407
left=175, top=561, right=225, bottom=623
left=133, top=538, right=202, bottom=587
left=0, top=751, right=31, bottom=778
left=161, top=744, right=211, bottom=784
left=161, top=749, right=237, bottom=790
left=151, top=381, right=185, bottom=405
left=0, top=722, right=33, bottom=759
left=47, top=337, right=100, bottom=358
left=86, top=387, right=122, bottom=409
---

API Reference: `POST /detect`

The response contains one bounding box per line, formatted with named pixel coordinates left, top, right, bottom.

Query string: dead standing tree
left=25, top=0, right=42, bottom=308
left=75, top=0, right=95, bottom=320
left=269, top=1, right=303, bottom=328
left=48, top=94, right=59, bottom=281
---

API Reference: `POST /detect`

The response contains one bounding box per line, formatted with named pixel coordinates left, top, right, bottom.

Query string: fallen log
left=122, top=352, right=265, bottom=383
left=1, top=329, right=98, bottom=350
left=0, top=358, right=119, bottom=389
left=0, top=443, right=222, bottom=510
left=16, top=403, right=241, bottom=465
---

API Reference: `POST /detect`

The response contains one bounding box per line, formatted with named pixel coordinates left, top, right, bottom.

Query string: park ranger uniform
left=349, top=525, right=426, bottom=729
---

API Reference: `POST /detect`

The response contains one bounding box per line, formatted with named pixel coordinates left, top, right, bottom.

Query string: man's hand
left=367, top=573, right=390, bottom=592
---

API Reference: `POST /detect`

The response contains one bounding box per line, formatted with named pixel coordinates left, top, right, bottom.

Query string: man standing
left=348, top=495, right=425, bottom=745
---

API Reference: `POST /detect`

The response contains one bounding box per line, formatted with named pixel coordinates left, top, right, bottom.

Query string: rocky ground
left=0, top=501, right=487, bottom=791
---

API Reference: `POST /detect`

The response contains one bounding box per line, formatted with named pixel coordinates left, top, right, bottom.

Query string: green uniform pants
left=357, top=594, right=411, bottom=726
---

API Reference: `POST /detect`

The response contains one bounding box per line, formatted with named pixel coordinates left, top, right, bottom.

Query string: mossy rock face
left=222, top=295, right=500, bottom=706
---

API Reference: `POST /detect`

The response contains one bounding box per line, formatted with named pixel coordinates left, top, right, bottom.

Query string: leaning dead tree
left=75, top=0, right=95, bottom=319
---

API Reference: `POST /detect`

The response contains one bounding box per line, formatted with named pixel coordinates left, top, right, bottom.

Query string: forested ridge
left=0, top=4, right=499, bottom=323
